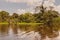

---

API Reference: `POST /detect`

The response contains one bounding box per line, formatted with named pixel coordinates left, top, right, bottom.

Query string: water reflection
left=0, top=24, right=60, bottom=40
left=0, top=24, right=9, bottom=36
left=11, top=25, right=18, bottom=34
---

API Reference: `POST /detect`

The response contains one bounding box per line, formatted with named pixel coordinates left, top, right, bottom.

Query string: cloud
left=14, top=0, right=56, bottom=14
left=6, top=0, right=43, bottom=5
left=45, top=0, right=60, bottom=13
left=16, top=8, right=34, bottom=14
left=54, top=5, right=60, bottom=13
left=6, top=0, right=60, bottom=14
left=6, top=0, right=55, bottom=5
left=6, top=0, right=21, bottom=3
left=47, top=0, right=55, bottom=3
left=16, top=9, right=26, bottom=14
left=0, top=9, right=5, bottom=12
left=43, top=0, right=55, bottom=7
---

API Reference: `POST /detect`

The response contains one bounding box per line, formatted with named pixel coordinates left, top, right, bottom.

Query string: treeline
left=0, top=4, right=60, bottom=29
left=0, top=7, right=60, bottom=24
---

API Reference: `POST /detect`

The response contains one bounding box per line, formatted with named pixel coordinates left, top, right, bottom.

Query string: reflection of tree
left=11, top=25, right=18, bottom=34
left=0, top=24, right=9, bottom=35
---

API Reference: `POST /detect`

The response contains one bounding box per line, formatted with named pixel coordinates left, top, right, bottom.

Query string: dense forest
left=0, top=2, right=60, bottom=40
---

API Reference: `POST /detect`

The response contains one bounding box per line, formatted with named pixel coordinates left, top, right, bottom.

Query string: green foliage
left=10, top=13, right=19, bottom=23
left=0, top=11, right=9, bottom=22
left=18, top=12, right=35, bottom=23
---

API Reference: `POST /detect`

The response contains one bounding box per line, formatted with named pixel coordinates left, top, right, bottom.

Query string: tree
left=0, top=11, right=9, bottom=22
left=34, top=1, right=60, bottom=40
left=18, top=12, right=35, bottom=23
left=10, top=13, right=19, bottom=24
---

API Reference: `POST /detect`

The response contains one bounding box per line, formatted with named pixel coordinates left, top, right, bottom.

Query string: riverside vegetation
left=0, top=2, right=60, bottom=40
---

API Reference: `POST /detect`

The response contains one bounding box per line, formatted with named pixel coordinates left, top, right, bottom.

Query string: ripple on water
left=0, top=30, right=60, bottom=40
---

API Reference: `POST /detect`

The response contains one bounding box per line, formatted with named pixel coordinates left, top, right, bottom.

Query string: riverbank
left=0, top=23, right=43, bottom=24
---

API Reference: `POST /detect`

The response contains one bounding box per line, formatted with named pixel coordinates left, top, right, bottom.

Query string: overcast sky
left=0, top=0, right=60, bottom=14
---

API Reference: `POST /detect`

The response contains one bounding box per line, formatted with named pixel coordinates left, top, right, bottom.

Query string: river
left=0, top=24, right=60, bottom=40
left=0, top=28, right=60, bottom=40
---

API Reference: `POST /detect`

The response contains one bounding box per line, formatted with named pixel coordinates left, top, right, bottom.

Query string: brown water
left=0, top=24, right=60, bottom=40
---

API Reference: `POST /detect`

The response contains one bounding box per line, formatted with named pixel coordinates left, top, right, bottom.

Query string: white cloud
left=16, top=8, right=35, bottom=14
left=45, top=0, right=60, bottom=13
left=54, top=5, right=60, bottom=13
left=6, top=0, right=60, bottom=14
left=43, top=0, right=55, bottom=7
left=0, top=9, right=2, bottom=11
left=6, top=0, right=55, bottom=5
left=6, top=0, right=41, bottom=5
left=47, top=0, right=55, bottom=3
left=6, top=0, right=21, bottom=3
left=14, top=0, right=56, bottom=14
left=16, top=9, right=26, bottom=14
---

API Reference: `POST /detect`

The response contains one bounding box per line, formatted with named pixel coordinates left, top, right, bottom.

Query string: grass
left=0, top=22, right=9, bottom=24
left=18, top=23, right=43, bottom=25
left=0, top=22, right=44, bottom=25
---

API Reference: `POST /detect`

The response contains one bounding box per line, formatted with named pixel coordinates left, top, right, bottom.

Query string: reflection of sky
left=0, top=31, right=60, bottom=40
left=0, top=0, right=60, bottom=13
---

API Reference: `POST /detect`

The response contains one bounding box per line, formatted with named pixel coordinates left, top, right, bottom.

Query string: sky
left=0, top=0, right=60, bottom=14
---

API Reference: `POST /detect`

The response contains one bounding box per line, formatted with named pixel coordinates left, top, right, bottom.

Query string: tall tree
left=34, top=0, right=60, bottom=40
